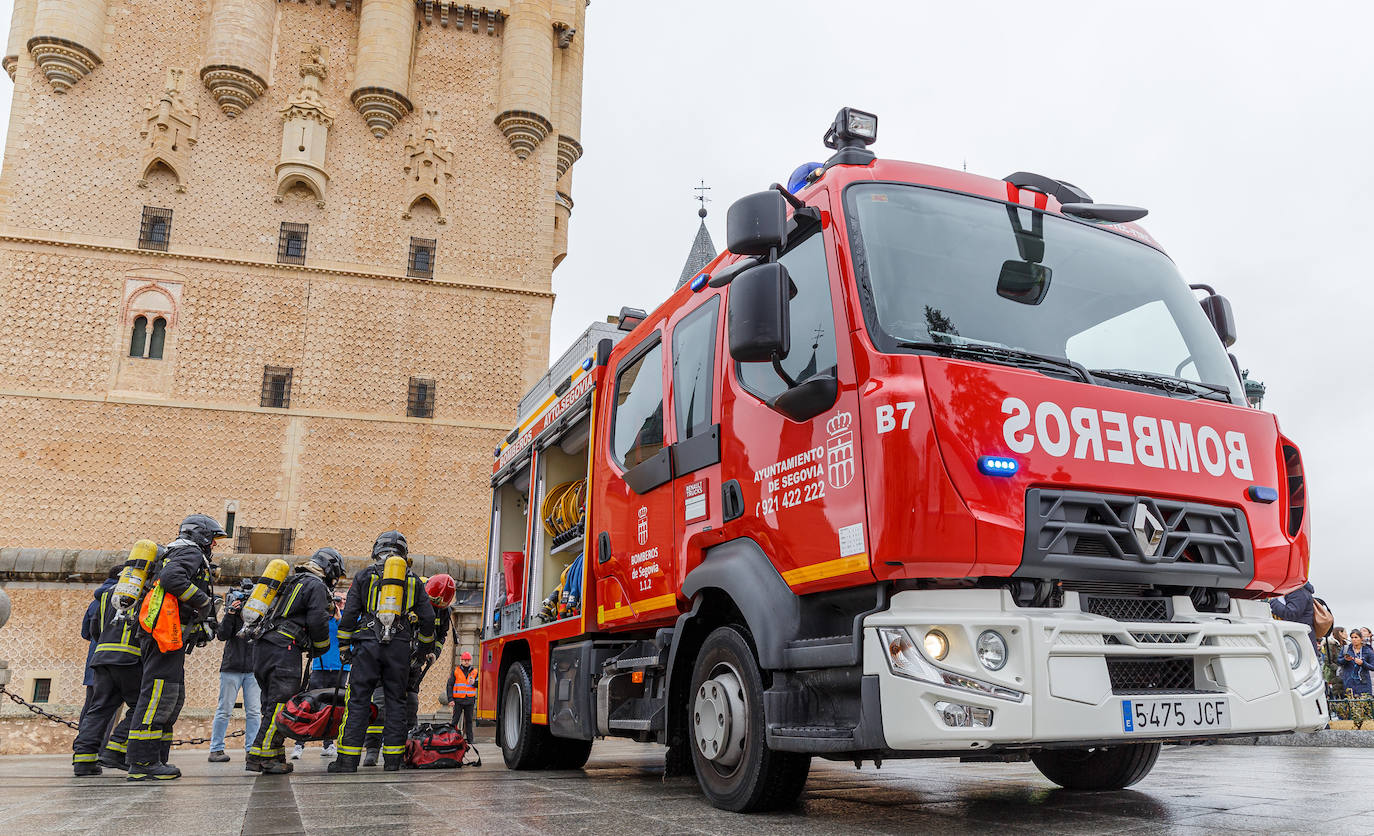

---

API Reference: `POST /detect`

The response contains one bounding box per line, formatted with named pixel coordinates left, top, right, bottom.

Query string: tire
left=545, top=737, right=594, bottom=770
left=688, top=625, right=811, bottom=812
left=498, top=661, right=551, bottom=769
left=1030, top=742, right=1161, bottom=790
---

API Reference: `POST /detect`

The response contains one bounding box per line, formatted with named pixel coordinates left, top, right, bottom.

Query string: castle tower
left=200, top=0, right=276, bottom=117
left=0, top=0, right=589, bottom=717
left=28, top=0, right=108, bottom=92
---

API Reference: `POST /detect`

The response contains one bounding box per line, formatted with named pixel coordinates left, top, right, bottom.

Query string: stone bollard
left=0, top=586, right=9, bottom=687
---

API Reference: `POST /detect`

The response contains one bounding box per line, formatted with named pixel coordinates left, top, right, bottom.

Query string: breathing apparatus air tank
left=374, top=555, right=408, bottom=643
left=239, top=558, right=290, bottom=630
left=112, top=539, right=159, bottom=620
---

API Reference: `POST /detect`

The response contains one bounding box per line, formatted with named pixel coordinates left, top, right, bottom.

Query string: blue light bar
left=1247, top=485, right=1278, bottom=503
left=787, top=161, right=824, bottom=193
left=581, top=357, right=594, bottom=371
left=690, top=273, right=709, bottom=292
left=978, top=455, right=1019, bottom=477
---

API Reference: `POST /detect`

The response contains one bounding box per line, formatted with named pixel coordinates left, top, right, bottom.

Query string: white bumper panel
left=864, top=589, right=1327, bottom=752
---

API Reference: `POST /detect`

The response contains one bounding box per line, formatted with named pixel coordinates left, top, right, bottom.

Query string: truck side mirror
left=726, top=190, right=788, bottom=257
left=728, top=262, right=791, bottom=363
left=1199, top=293, right=1236, bottom=347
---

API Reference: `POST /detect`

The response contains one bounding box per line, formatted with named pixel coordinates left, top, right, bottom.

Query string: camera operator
left=208, top=578, right=261, bottom=763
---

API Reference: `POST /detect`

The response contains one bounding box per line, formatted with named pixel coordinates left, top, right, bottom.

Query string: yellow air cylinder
left=241, top=558, right=291, bottom=626
left=113, top=539, right=158, bottom=615
left=375, top=555, right=408, bottom=631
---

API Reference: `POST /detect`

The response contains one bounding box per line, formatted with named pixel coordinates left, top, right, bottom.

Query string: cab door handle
left=598, top=531, right=612, bottom=564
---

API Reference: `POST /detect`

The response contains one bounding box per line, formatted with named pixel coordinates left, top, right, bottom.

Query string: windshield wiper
left=897, top=340, right=1095, bottom=385
left=1088, top=368, right=1232, bottom=403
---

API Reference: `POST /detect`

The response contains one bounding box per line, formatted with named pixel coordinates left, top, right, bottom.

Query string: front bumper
left=864, top=589, right=1327, bottom=752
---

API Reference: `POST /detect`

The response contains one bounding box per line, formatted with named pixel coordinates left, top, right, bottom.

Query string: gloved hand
left=339, top=647, right=352, bottom=666
left=424, top=653, right=436, bottom=665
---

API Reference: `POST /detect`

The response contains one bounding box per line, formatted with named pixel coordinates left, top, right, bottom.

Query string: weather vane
left=694, top=180, right=711, bottom=218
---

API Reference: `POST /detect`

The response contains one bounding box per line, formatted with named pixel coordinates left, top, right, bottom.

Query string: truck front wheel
left=1030, top=743, right=1161, bottom=790
left=689, top=625, right=811, bottom=812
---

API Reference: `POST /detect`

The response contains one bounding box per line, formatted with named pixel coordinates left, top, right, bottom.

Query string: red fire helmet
left=425, top=573, right=456, bottom=608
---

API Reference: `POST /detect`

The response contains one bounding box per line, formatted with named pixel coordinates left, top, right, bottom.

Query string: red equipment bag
left=502, top=551, right=525, bottom=604
left=276, top=687, right=374, bottom=742
left=403, top=723, right=481, bottom=769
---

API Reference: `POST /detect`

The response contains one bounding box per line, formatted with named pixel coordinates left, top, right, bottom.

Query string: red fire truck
left=479, top=108, right=1323, bottom=812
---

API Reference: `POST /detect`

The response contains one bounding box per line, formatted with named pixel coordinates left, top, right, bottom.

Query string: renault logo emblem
left=1132, top=502, right=1165, bottom=559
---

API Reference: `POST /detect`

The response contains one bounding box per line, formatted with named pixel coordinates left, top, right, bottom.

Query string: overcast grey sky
left=2, top=2, right=1368, bottom=622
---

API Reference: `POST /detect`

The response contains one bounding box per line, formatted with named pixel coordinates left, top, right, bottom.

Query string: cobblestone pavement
left=0, top=736, right=1365, bottom=835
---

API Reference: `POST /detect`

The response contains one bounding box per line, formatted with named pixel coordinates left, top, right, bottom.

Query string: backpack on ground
left=277, top=686, right=374, bottom=742
left=403, top=723, right=480, bottom=769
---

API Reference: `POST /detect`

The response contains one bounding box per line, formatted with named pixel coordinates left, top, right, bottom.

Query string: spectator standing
left=1268, top=582, right=1319, bottom=653
left=209, top=578, right=261, bottom=763
left=293, top=595, right=349, bottom=760
left=1340, top=631, right=1374, bottom=697
left=446, top=650, right=478, bottom=742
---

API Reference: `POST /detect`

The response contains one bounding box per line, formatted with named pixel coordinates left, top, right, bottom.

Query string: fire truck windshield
left=844, top=184, right=1243, bottom=404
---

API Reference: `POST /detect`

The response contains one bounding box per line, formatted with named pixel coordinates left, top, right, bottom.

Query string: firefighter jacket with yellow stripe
left=258, top=571, right=332, bottom=658
left=89, top=586, right=143, bottom=667
left=156, top=538, right=214, bottom=623
left=336, top=563, right=436, bottom=655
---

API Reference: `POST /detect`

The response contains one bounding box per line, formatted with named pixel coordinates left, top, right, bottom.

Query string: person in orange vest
left=445, top=650, right=478, bottom=741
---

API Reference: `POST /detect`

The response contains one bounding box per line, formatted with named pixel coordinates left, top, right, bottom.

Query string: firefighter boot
left=73, top=762, right=102, bottom=777
left=244, top=753, right=264, bottom=773
left=128, top=762, right=181, bottom=781
left=260, top=755, right=294, bottom=775
left=361, top=748, right=380, bottom=767
left=327, top=754, right=359, bottom=774
left=98, top=752, right=128, bottom=771
left=383, top=753, right=402, bottom=772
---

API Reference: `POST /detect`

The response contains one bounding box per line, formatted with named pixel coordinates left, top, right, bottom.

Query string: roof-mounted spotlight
left=617, top=306, right=647, bottom=331
left=822, top=107, right=878, bottom=170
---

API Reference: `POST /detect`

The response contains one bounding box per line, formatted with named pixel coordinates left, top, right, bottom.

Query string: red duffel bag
left=403, top=723, right=481, bottom=769
left=276, top=687, right=373, bottom=742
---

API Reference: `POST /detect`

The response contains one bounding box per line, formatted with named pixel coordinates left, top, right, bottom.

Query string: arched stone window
left=129, top=316, right=148, bottom=357
left=148, top=317, right=167, bottom=360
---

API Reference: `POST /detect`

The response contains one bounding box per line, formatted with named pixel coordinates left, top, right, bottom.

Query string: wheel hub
left=502, top=680, right=522, bottom=747
left=693, top=665, right=747, bottom=768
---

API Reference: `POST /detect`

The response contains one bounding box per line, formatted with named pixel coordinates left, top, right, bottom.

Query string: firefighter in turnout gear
left=246, top=548, right=344, bottom=775
left=330, top=531, right=435, bottom=773
left=71, top=558, right=156, bottom=775
left=404, top=573, right=456, bottom=729
left=126, top=515, right=225, bottom=781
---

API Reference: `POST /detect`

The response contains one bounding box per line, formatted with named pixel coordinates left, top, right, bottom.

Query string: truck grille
left=1107, top=657, right=1195, bottom=693
left=1018, top=489, right=1254, bottom=587
left=1083, top=595, right=1172, bottom=623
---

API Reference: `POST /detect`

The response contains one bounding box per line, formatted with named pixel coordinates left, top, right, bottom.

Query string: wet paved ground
left=0, top=736, right=1366, bottom=835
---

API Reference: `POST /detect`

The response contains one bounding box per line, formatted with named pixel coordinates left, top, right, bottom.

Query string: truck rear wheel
left=545, top=737, right=594, bottom=770
left=1030, top=743, right=1161, bottom=790
left=689, top=625, right=811, bottom=812
left=498, top=660, right=550, bottom=769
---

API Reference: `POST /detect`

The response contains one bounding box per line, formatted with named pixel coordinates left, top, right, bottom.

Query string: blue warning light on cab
left=978, top=455, right=1020, bottom=477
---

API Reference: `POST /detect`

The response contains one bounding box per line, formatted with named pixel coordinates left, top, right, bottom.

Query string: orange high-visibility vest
left=452, top=666, right=478, bottom=700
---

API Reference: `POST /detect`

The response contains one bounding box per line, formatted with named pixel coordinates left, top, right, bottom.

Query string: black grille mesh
left=1084, top=595, right=1171, bottom=622
left=1108, top=657, right=1195, bottom=693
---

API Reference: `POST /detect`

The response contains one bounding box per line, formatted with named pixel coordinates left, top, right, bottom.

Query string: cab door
left=719, top=193, right=873, bottom=593
left=667, top=293, right=724, bottom=585
left=591, top=328, right=679, bottom=628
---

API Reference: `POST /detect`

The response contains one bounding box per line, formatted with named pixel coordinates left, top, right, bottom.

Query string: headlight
left=878, top=627, right=1024, bottom=703
left=1283, top=635, right=1302, bottom=670
left=923, top=630, right=950, bottom=661
left=976, top=630, right=1008, bottom=671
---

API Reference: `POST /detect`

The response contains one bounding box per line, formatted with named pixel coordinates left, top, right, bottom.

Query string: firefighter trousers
left=72, top=664, right=141, bottom=764
left=338, top=640, right=409, bottom=760
left=127, top=636, right=186, bottom=767
left=403, top=662, right=430, bottom=730
left=250, top=642, right=304, bottom=759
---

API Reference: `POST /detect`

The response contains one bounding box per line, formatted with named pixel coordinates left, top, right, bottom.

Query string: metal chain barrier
left=0, top=682, right=246, bottom=745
